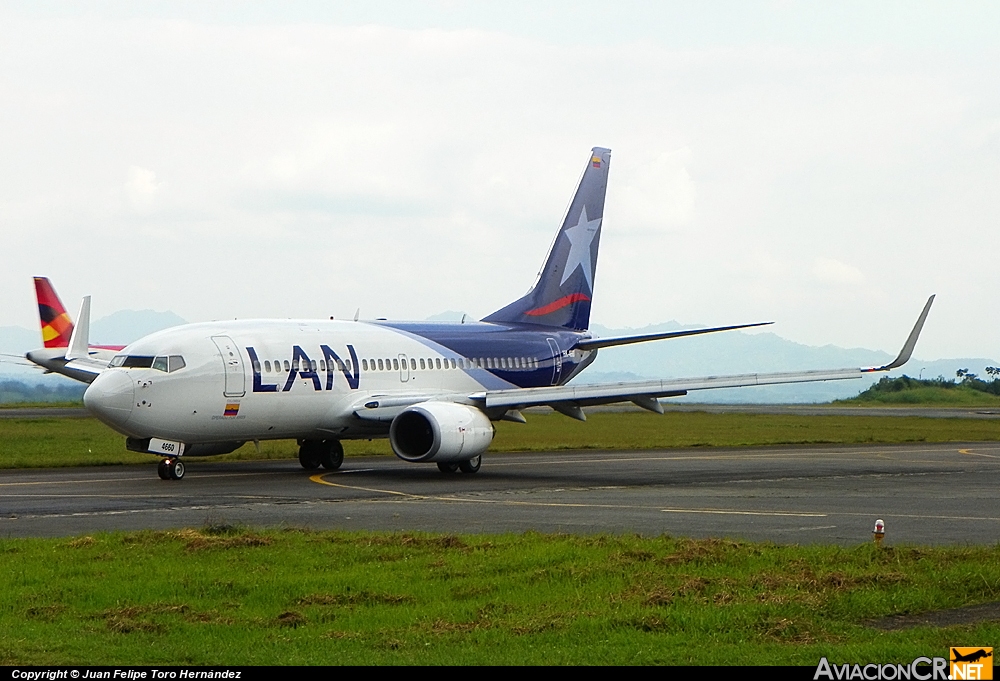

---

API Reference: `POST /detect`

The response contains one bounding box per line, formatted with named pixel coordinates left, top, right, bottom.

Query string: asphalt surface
left=2, top=442, right=999, bottom=545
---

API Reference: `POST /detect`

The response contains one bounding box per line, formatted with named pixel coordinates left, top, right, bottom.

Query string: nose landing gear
left=157, top=458, right=185, bottom=480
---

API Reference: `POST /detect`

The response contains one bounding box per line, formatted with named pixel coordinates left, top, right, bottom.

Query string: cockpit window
left=109, top=355, right=186, bottom=372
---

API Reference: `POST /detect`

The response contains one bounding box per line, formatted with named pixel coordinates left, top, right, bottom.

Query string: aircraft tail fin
left=482, top=147, right=611, bottom=331
left=33, top=277, right=75, bottom=348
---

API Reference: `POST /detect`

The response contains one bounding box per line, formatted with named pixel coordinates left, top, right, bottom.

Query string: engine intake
left=389, top=401, right=494, bottom=463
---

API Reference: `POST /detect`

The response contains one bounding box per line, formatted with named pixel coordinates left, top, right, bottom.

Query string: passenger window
left=319, top=360, right=325, bottom=371
left=311, top=360, right=317, bottom=372
left=250, top=359, right=261, bottom=373
left=284, top=360, right=290, bottom=372
left=420, top=358, right=426, bottom=370
left=264, top=361, right=271, bottom=373
left=377, top=359, right=384, bottom=371
left=152, top=356, right=168, bottom=372
left=410, top=359, right=416, bottom=370
left=393, top=359, right=399, bottom=371
left=435, top=358, right=442, bottom=370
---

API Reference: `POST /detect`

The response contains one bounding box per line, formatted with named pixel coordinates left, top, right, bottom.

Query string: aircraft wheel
left=298, top=442, right=322, bottom=470
left=437, top=462, right=459, bottom=473
left=320, top=440, right=344, bottom=470
left=157, top=459, right=171, bottom=480
left=459, top=455, right=481, bottom=474
left=168, top=459, right=185, bottom=480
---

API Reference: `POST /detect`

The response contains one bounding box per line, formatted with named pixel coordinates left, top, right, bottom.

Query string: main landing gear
left=157, top=457, right=185, bottom=480
left=437, top=455, right=482, bottom=474
left=298, top=439, right=344, bottom=471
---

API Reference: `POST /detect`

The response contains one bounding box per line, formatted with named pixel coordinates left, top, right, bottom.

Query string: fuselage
left=83, top=318, right=594, bottom=446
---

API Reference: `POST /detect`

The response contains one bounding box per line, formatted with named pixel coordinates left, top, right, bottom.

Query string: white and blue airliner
left=30, top=147, right=934, bottom=480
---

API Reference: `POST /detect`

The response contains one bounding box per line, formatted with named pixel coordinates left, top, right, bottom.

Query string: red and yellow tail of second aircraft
left=34, top=276, right=74, bottom=348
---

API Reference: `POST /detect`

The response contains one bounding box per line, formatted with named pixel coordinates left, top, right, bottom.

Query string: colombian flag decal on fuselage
left=224, top=403, right=240, bottom=417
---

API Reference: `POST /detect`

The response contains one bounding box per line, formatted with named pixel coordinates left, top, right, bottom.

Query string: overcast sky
left=1, top=1, right=998, bottom=359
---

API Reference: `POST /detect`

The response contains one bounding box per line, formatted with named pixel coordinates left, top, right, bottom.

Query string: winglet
left=863, top=295, right=935, bottom=373
left=65, top=296, right=92, bottom=361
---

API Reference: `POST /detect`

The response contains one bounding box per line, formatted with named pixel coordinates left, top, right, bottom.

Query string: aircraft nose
left=84, top=370, right=135, bottom=428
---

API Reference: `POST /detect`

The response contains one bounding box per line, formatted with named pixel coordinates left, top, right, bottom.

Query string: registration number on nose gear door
left=149, top=438, right=186, bottom=456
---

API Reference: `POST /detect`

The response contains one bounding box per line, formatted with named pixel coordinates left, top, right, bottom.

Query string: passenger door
left=211, top=335, right=246, bottom=397
left=546, top=338, right=562, bottom=386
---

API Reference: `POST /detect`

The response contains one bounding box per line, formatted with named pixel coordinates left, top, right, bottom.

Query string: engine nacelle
left=389, top=401, right=494, bottom=463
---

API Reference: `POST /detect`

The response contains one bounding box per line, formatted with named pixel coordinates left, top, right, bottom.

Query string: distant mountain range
left=581, top=321, right=996, bottom=403
left=1, top=310, right=995, bottom=404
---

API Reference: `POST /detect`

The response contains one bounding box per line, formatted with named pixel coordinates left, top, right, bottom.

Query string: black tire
left=458, top=455, right=481, bottom=474
left=157, top=459, right=171, bottom=480
left=320, top=440, right=344, bottom=470
left=437, top=462, right=460, bottom=473
left=169, top=459, right=185, bottom=480
left=298, top=442, right=322, bottom=470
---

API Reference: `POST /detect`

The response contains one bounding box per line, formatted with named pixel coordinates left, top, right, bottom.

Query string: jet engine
left=389, top=401, right=494, bottom=463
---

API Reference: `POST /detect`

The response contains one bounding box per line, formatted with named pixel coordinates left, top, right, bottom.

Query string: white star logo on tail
left=559, top=206, right=602, bottom=291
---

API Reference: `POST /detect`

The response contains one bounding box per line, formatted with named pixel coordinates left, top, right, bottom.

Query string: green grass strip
left=1, top=529, right=998, bottom=665
left=2, top=411, right=1000, bottom=469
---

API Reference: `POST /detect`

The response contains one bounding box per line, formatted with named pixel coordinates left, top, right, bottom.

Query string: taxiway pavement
left=2, top=442, right=999, bottom=545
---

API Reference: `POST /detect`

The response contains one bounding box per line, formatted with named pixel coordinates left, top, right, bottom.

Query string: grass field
left=2, top=410, right=1000, bottom=469
left=2, top=528, right=997, bottom=665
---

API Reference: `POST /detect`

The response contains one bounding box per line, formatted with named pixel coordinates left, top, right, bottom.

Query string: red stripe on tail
left=525, top=293, right=591, bottom=317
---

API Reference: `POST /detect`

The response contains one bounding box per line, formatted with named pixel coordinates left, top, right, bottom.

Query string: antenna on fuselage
left=354, top=308, right=360, bottom=322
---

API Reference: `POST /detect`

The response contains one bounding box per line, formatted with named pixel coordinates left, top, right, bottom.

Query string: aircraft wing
left=474, top=368, right=862, bottom=418
left=475, top=295, right=936, bottom=420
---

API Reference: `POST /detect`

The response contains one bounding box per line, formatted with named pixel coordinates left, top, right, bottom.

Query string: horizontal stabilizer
left=574, top=321, right=773, bottom=351
left=61, top=358, right=106, bottom=383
